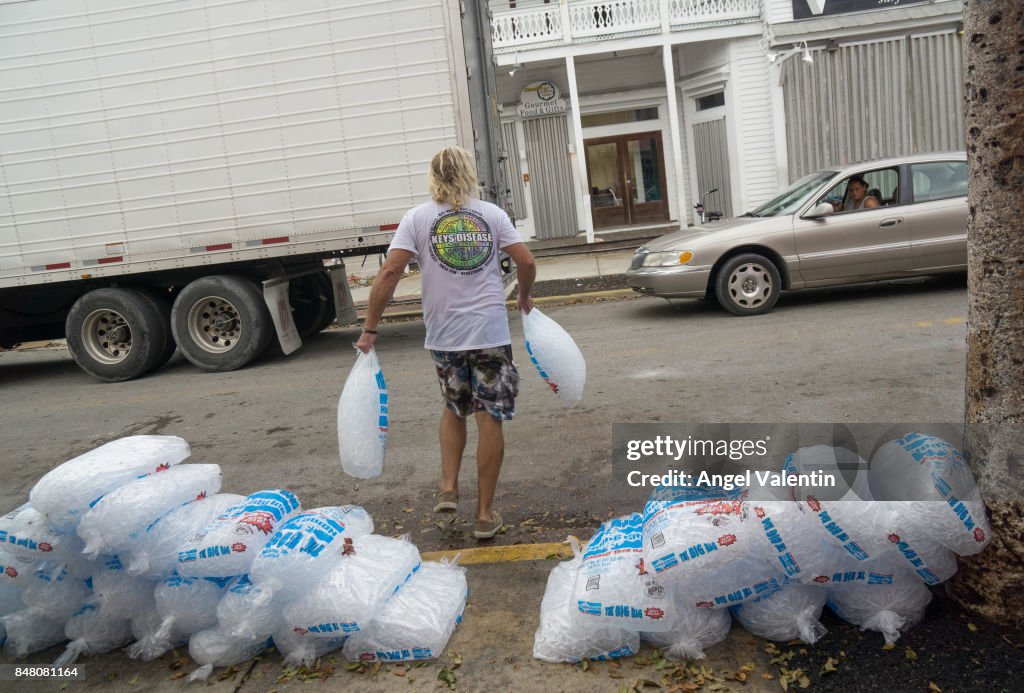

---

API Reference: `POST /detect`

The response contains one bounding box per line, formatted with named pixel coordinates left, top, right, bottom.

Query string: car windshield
left=745, top=171, right=837, bottom=217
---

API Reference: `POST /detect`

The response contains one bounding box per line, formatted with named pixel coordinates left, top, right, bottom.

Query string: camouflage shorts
left=430, top=345, right=520, bottom=421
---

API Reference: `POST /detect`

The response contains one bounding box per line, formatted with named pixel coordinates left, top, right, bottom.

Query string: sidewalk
left=346, top=248, right=638, bottom=318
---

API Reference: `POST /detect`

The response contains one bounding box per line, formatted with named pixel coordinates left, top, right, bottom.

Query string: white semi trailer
left=0, top=0, right=503, bottom=381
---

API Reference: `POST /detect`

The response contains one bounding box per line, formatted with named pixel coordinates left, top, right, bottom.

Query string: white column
left=662, top=44, right=688, bottom=227
left=769, top=62, right=790, bottom=189
left=560, top=0, right=573, bottom=44
left=565, top=55, right=594, bottom=243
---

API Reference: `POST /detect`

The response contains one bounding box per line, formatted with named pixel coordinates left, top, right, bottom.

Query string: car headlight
left=641, top=250, right=695, bottom=267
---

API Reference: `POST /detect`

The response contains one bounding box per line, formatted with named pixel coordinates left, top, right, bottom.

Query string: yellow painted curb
left=421, top=541, right=573, bottom=565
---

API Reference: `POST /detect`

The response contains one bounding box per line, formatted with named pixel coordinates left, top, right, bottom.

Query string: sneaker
left=433, top=490, right=458, bottom=513
left=474, top=512, right=503, bottom=540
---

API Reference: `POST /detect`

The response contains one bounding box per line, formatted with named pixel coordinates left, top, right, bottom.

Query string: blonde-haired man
left=357, top=146, right=536, bottom=540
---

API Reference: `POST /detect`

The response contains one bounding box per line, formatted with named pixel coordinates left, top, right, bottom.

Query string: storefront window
left=581, top=107, right=658, bottom=128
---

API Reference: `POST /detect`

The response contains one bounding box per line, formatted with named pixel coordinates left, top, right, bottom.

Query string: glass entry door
left=584, top=132, right=668, bottom=229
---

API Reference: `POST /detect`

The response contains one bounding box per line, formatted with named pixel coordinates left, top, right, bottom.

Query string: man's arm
left=355, top=248, right=415, bottom=353
left=503, top=242, right=537, bottom=314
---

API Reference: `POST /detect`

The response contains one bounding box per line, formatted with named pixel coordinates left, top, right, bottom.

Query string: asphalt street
left=0, top=274, right=979, bottom=691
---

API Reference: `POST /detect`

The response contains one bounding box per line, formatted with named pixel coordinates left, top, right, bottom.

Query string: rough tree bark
left=946, top=1, right=1024, bottom=625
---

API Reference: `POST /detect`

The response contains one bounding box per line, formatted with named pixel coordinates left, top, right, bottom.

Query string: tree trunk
left=947, top=1, right=1024, bottom=625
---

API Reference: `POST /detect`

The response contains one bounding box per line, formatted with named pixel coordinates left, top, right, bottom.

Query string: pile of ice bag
left=1, top=435, right=466, bottom=679
left=534, top=435, right=993, bottom=661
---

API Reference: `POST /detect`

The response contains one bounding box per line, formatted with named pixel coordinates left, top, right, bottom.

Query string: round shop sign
left=518, top=80, right=567, bottom=118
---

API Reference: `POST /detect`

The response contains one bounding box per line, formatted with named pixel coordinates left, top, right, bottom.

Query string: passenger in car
left=843, top=175, right=880, bottom=211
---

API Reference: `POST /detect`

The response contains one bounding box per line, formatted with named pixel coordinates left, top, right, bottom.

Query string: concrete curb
left=363, top=288, right=638, bottom=323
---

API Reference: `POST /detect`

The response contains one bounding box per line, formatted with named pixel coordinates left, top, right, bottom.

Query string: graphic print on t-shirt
left=428, top=209, right=495, bottom=276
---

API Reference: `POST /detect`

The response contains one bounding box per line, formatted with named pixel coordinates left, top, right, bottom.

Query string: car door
left=906, top=160, right=968, bottom=271
left=791, top=167, right=912, bottom=284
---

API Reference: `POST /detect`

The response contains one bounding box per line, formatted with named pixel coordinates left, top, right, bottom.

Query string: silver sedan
left=626, top=153, right=968, bottom=315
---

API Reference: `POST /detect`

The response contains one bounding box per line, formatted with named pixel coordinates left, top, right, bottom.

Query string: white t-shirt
left=388, top=198, right=523, bottom=351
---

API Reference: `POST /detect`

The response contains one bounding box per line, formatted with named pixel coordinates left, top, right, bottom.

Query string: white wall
left=680, top=42, right=730, bottom=75
left=764, top=0, right=795, bottom=24
left=729, top=37, right=779, bottom=211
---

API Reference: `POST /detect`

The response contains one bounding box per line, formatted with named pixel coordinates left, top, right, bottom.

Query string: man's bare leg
left=474, top=411, right=504, bottom=522
left=439, top=408, right=467, bottom=495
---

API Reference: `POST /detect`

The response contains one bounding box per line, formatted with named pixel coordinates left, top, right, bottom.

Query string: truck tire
left=65, top=288, right=168, bottom=382
left=290, top=271, right=334, bottom=338
left=136, top=289, right=177, bottom=371
left=170, top=275, right=274, bottom=372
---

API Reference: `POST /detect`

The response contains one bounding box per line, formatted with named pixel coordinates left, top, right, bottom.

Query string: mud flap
left=328, top=263, right=357, bottom=325
left=262, top=279, right=302, bottom=355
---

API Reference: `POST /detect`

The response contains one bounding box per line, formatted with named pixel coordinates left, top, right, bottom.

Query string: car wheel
left=65, top=288, right=168, bottom=382
left=170, top=275, right=274, bottom=372
left=714, top=253, right=782, bottom=316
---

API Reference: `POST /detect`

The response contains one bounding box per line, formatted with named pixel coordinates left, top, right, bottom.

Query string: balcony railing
left=491, top=0, right=762, bottom=52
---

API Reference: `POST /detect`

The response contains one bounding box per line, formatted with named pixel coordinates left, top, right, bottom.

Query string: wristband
left=363, top=328, right=378, bottom=334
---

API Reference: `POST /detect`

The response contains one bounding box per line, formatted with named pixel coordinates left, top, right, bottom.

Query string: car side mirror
left=804, top=203, right=834, bottom=219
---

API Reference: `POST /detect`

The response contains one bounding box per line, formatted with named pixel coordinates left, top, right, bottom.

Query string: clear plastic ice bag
left=250, top=505, right=375, bottom=600
left=1, top=607, right=68, bottom=658
left=642, top=486, right=751, bottom=584
left=731, top=582, right=828, bottom=644
left=124, top=493, right=244, bottom=578
left=827, top=565, right=932, bottom=645
left=76, top=464, right=222, bottom=558
left=187, top=626, right=269, bottom=682
left=522, top=307, right=586, bottom=405
left=126, top=574, right=234, bottom=661
left=342, top=560, right=467, bottom=663
left=53, top=602, right=133, bottom=666
left=30, top=435, right=191, bottom=531
left=273, top=624, right=347, bottom=667
left=338, top=348, right=389, bottom=479
left=176, top=489, right=301, bottom=578
left=641, top=595, right=731, bottom=660
left=284, top=534, right=421, bottom=638
left=870, top=433, right=992, bottom=556
left=533, top=555, right=638, bottom=663
left=785, top=446, right=891, bottom=561
left=0, top=503, right=79, bottom=561
left=574, top=513, right=674, bottom=631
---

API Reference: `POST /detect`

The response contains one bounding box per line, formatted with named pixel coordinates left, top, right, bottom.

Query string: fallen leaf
left=905, top=647, right=918, bottom=662
left=967, top=623, right=978, bottom=633
left=928, top=683, right=942, bottom=693
left=437, top=667, right=457, bottom=689
left=799, top=674, right=811, bottom=688
left=402, top=508, right=414, bottom=513
left=882, top=642, right=896, bottom=651
left=761, top=673, right=775, bottom=680
left=169, top=672, right=186, bottom=681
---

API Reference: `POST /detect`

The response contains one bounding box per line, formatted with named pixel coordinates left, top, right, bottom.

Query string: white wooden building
left=488, top=0, right=965, bottom=242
